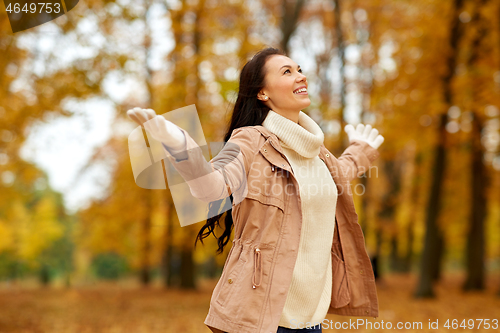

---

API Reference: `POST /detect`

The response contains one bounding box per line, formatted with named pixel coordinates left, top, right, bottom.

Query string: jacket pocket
left=236, top=243, right=275, bottom=329
left=245, top=189, right=285, bottom=212
left=330, top=250, right=351, bottom=308
left=216, top=241, right=247, bottom=307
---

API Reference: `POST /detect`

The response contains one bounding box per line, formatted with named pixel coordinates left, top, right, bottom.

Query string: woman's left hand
left=344, top=123, right=385, bottom=149
left=127, top=107, right=186, bottom=151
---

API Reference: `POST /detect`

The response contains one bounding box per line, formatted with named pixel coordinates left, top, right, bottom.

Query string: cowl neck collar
left=262, top=109, right=324, bottom=158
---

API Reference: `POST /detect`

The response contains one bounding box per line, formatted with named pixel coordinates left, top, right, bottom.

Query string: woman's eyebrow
left=278, top=65, right=301, bottom=72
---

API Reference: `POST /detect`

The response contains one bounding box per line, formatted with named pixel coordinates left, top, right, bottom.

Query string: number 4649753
left=444, top=319, right=499, bottom=330
left=6, top=3, right=62, bottom=14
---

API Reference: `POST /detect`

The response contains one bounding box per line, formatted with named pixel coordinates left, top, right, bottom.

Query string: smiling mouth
left=293, top=87, right=308, bottom=95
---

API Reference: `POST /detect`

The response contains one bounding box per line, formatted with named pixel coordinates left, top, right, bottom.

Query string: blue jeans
left=277, top=323, right=322, bottom=332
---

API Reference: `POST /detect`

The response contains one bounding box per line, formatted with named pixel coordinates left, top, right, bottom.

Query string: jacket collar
left=252, top=125, right=292, bottom=174
left=251, top=125, right=344, bottom=187
left=252, top=125, right=283, bottom=154
left=252, top=124, right=328, bottom=161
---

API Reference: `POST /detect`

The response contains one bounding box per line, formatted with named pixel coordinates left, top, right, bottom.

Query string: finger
left=372, top=135, right=385, bottom=149
left=126, top=108, right=140, bottom=116
left=129, top=107, right=143, bottom=116
left=145, top=108, right=157, bottom=119
left=368, top=128, right=379, bottom=142
left=362, top=124, right=372, bottom=138
left=127, top=107, right=151, bottom=125
left=344, top=124, right=355, bottom=135
left=127, top=110, right=144, bottom=126
left=355, top=123, right=365, bottom=135
left=136, top=110, right=153, bottom=124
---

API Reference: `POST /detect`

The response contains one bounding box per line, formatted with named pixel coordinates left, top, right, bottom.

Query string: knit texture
left=262, top=110, right=338, bottom=328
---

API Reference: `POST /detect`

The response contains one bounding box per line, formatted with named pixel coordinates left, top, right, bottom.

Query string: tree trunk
left=431, top=232, right=445, bottom=282
left=414, top=115, right=447, bottom=298
left=162, top=195, right=177, bottom=287
left=205, top=255, right=218, bottom=279
left=414, top=0, right=465, bottom=298
left=39, top=263, right=50, bottom=287
left=359, top=176, right=368, bottom=234
left=372, top=228, right=383, bottom=280
left=280, top=0, right=306, bottom=54
left=139, top=190, right=152, bottom=286
left=379, top=159, right=403, bottom=273
left=389, top=236, right=407, bottom=273
left=404, top=151, right=423, bottom=273
left=463, top=113, right=487, bottom=290
left=403, top=221, right=414, bottom=273
left=462, top=0, right=490, bottom=292
left=138, top=0, right=155, bottom=287
left=333, top=0, right=347, bottom=144
left=180, top=247, right=197, bottom=289
left=159, top=0, right=184, bottom=289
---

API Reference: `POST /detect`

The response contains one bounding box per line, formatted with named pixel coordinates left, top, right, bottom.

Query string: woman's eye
left=284, top=68, right=302, bottom=74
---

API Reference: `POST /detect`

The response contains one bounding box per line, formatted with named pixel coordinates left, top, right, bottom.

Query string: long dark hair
left=194, top=46, right=286, bottom=254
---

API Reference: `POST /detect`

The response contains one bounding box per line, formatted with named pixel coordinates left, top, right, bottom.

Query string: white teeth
left=294, top=88, right=307, bottom=94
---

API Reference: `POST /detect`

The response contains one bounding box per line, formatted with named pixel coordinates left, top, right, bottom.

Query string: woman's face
left=258, top=55, right=310, bottom=121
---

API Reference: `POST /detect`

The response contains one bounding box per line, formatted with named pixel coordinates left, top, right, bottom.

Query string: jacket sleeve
left=337, top=139, right=380, bottom=183
left=163, top=126, right=255, bottom=203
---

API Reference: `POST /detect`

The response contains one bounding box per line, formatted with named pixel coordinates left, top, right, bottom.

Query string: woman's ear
left=257, top=91, right=268, bottom=102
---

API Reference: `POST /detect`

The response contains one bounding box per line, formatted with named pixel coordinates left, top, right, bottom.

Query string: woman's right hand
left=344, top=123, right=384, bottom=149
left=126, top=107, right=186, bottom=152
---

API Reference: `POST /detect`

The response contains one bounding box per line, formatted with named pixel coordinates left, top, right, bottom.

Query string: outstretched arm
left=127, top=108, right=254, bottom=202
left=163, top=125, right=255, bottom=202
left=337, top=124, right=384, bottom=183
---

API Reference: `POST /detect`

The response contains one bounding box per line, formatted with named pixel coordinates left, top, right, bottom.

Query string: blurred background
left=1, top=0, right=500, bottom=332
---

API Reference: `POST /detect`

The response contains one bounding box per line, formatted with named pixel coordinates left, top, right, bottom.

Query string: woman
left=127, top=47, right=384, bottom=333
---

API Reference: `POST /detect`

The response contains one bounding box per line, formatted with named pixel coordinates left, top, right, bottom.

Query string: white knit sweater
left=262, top=110, right=338, bottom=329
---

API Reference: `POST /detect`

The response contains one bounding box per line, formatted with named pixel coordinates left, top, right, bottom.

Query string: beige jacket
left=164, top=124, right=380, bottom=333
